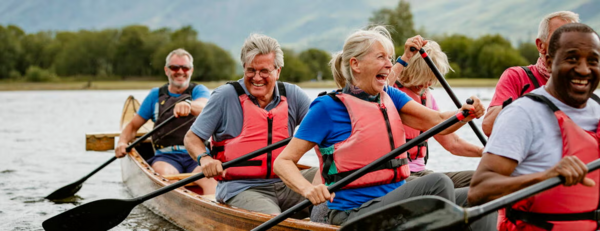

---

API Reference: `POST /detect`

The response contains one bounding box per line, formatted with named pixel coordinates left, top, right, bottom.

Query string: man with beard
left=482, top=11, right=579, bottom=136
left=469, top=23, right=600, bottom=231
left=115, top=48, right=217, bottom=194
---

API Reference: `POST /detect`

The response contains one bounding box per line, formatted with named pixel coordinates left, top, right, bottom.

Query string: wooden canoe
left=118, top=96, right=339, bottom=231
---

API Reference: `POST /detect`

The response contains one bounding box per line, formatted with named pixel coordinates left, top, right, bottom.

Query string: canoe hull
left=119, top=96, right=337, bottom=231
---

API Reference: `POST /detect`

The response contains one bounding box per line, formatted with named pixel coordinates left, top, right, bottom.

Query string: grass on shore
left=0, top=78, right=502, bottom=91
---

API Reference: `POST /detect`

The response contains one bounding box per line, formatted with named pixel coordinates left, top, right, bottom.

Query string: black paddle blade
left=42, top=198, right=138, bottom=231
left=45, top=180, right=83, bottom=201
left=340, top=196, right=465, bottom=231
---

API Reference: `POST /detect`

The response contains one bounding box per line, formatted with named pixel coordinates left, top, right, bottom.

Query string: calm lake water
left=1, top=87, right=593, bottom=230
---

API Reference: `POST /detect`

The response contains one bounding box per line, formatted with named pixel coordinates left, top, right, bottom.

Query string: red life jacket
left=499, top=93, right=600, bottom=231
left=393, top=81, right=432, bottom=163
left=211, top=82, right=289, bottom=181
left=315, top=90, right=410, bottom=189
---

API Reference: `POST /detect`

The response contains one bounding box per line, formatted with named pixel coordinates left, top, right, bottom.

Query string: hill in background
left=1, top=0, right=598, bottom=56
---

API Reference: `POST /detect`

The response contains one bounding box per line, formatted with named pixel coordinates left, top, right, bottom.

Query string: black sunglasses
left=168, top=65, right=191, bottom=72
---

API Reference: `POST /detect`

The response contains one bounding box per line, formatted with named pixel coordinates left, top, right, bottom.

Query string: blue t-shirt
left=138, top=84, right=210, bottom=154
left=294, top=86, right=412, bottom=211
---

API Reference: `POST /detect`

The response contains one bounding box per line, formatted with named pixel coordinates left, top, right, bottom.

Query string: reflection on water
left=1, top=87, right=595, bottom=230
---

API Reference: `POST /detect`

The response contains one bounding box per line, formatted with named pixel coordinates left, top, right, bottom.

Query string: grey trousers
left=323, top=173, right=497, bottom=230
left=227, top=167, right=317, bottom=219
left=407, top=169, right=475, bottom=188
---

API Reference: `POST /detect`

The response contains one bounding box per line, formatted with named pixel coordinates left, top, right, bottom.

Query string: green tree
left=19, top=31, right=55, bottom=71
left=438, top=34, right=474, bottom=75
left=280, top=48, right=311, bottom=83
left=0, top=25, right=23, bottom=79
left=369, top=0, right=416, bottom=46
left=518, top=42, right=539, bottom=64
left=298, top=48, right=332, bottom=81
left=54, top=29, right=119, bottom=77
left=114, top=25, right=153, bottom=78
left=477, top=44, right=528, bottom=78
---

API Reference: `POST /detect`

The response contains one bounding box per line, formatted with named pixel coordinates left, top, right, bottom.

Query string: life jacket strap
left=210, top=145, right=262, bottom=167
left=404, top=138, right=429, bottom=163
left=506, top=207, right=600, bottom=231
left=324, top=158, right=408, bottom=184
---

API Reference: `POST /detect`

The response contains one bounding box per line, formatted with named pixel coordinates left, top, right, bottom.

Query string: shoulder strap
left=183, top=82, right=198, bottom=95
left=591, top=94, right=600, bottom=105
left=325, top=89, right=342, bottom=102
left=395, top=80, right=404, bottom=88
left=226, top=81, right=246, bottom=96
left=158, top=83, right=170, bottom=97
left=520, top=66, right=540, bottom=89
left=523, top=93, right=560, bottom=112
left=277, top=81, right=286, bottom=97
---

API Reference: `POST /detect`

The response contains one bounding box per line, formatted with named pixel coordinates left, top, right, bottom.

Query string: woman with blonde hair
left=389, top=40, right=484, bottom=188
left=272, top=26, right=494, bottom=229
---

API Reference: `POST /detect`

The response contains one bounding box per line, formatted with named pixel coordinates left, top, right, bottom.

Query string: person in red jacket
left=468, top=23, right=600, bottom=231
left=482, top=11, right=579, bottom=136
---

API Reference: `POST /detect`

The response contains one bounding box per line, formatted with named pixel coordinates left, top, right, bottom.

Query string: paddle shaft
left=410, top=47, right=487, bottom=146
left=468, top=158, right=600, bottom=221
left=136, top=137, right=292, bottom=202
left=252, top=110, right=471, bottom=231
left=81, top=115, right=176, bottom=181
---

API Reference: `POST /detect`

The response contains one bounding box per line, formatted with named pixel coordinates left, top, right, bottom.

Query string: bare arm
left=274, top=138, right=334, bottom=205
left=399, top=97, right=484, bottom=135
left=115, top=114, right=147, bottom=158
left=482, top=106, right=501, bottom=137
left=433, top=133, right=483, bottom=157
left=468, top=153, right=594, bottom=206
left=184, top=130, right=207, bottom=162
left=173, top=97, right=208, bottom=118
left=184, top=130, right=224, bottom=178
left=190, top=98, right=208, bottom=116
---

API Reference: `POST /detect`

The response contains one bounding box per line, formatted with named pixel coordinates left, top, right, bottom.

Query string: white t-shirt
left=483, top=87, right=600, bottom=176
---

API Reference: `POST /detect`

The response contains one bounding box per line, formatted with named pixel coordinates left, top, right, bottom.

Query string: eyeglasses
left=245, top=67, right=276, bottom=78
left=168, top=65, right=191, bottom=72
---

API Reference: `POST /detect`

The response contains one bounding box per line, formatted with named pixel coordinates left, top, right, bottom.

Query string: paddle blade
left=42, top=198, right=138, bottom=231
left=340, top=196, right=465, bottom=231
left=45, top=181, right=83, bottom=201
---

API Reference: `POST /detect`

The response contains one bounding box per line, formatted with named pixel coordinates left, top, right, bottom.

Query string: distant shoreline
left=0, top=79, right=502, bottom=91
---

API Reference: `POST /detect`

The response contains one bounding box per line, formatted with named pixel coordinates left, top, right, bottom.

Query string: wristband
left=197, top=152, right=210, bottom=165
left=396, top=56, right=408, bottom=67
left=184, top=99, right=192, bottom=105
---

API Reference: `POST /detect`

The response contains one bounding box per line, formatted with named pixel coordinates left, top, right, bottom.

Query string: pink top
left=407, top=95, right=439, bottom=172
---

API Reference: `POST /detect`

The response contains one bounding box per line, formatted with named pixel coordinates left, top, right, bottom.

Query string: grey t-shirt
left=190, top=78, right=311, bottom=202
left=484, top=87, right=600, bottom=176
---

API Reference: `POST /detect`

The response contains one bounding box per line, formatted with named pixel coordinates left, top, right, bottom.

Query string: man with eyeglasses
left=115, top=48, right=217, bottom=194
left=184, top=34, right=316, bottom=218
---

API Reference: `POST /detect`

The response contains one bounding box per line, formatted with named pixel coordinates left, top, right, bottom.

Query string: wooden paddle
left=45, top=115, right=176, bottom=201
left=42, top=137, right=293, bottom=231
left=410, top=47, right=487, bottom=146
left=251, top=105, right=473, bottom=231
left=340, top=158, right=600, bottom=231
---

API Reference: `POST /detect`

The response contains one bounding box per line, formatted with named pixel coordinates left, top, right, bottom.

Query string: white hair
left=240, top=34, right=284, bottom=69
left=330, top=25, right=395, bottom=88
left=165, top=48, right=194, bottom=67
left=537, top=11, right=580, bottom=43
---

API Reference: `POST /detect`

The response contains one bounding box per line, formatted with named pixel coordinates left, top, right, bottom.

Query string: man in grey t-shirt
left=468, top=23, right=600, bottom=230
left=183, top=33, right=315, bottom=218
